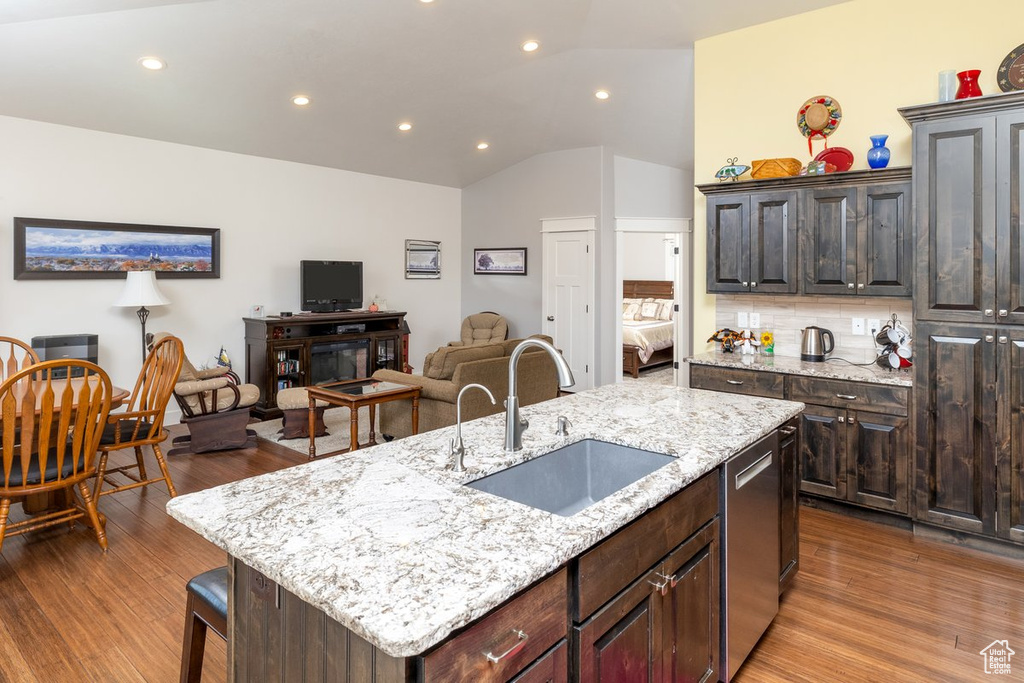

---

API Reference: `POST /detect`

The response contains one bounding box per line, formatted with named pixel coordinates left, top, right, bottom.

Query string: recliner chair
left=448, top=312, right=508, bottom=347
left=150, top=333, right=260, bottom=455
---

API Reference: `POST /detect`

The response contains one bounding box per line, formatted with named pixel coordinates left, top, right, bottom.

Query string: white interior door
left=542, top=229, right=594, bottom=391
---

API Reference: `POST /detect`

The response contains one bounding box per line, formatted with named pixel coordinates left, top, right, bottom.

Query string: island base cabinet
left=575, top=520, right=719, bottom=683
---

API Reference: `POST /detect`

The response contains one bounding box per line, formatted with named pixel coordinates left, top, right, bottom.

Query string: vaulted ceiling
left=0, top=0, right=849, bottom=187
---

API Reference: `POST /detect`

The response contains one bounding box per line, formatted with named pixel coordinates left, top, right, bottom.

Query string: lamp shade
left=113, top=270, right=170, bottom=307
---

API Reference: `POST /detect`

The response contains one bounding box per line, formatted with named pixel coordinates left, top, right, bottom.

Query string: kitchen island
left=167, top=381, right=804, bottom=681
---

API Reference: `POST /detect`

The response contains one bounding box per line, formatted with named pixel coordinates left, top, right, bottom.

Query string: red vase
left=955, top=69, right=982, bottom=99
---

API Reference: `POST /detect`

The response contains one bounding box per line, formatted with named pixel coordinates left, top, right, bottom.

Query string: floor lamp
left=114, top=271, right=170, bottom=359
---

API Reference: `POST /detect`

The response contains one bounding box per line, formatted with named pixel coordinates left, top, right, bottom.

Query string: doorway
left=541, top=217, right=596, bottom=392
left=615, top=218, right=692, bottom=386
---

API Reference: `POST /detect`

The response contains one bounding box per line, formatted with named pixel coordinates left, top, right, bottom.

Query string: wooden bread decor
left=750, top=157, right=802, bottom=179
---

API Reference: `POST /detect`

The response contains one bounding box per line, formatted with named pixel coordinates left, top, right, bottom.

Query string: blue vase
left=867, top=134, right=891, bottom=169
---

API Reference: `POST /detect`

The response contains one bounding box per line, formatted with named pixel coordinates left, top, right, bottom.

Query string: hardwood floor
left=737, top=508, right=1024, bottom=683
left=1, top=430, right=1022, bottom=682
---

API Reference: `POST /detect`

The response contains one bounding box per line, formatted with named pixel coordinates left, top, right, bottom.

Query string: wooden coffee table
left=304, top=379, right=421, bottom=458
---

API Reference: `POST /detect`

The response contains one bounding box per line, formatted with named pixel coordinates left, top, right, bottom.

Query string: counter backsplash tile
left=714, top=295, right=913, bottom=363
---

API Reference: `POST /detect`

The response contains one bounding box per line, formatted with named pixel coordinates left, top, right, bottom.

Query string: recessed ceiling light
left=398, top=122, right=413, bottom=131
left=138, top=56, right=165, bottom=71
left=291, top=95, right=311, bottom=106
left=419, top=0, right=435, bottom=3
left=476, top=142, right=489, bottom=150
left=595, top=90, right=610, bottom=100
left=521, top=40, right=540, bottom=53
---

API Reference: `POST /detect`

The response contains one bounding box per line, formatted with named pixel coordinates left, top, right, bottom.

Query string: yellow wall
left=692, top=0, right=1024, bottom=350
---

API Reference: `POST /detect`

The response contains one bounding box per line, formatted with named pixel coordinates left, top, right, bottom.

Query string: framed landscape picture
left=474, top=247, right=527, bottom=275
left=13, top=217, right=220, bottom=279
left=405, top=239, right=441, bottom=279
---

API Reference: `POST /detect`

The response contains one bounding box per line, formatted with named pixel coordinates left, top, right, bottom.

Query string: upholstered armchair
left=150, top=333, right=260, bottom=455
left=448, top=312, right=508, bottom=347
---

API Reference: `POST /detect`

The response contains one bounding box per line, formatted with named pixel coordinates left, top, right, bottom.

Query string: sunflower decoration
left=760, top=331, right=775, bottom=355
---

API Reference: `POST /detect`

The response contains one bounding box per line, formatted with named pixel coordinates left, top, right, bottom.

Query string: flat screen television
left=300, top=260, right=363, bottom=312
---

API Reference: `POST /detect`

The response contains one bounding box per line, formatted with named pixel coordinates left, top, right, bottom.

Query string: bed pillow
left=654, top=298, right=674, bottom=321
left=622, top=302, right=641, bottom=321
left=639, top=301, right=661, bottom=320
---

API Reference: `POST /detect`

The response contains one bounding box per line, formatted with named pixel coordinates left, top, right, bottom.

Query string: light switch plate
left=851, top=317, right=865, bottom=335
left=749, top=312, right=761, bottom=328
left=737, top=312, right=749, bottom=327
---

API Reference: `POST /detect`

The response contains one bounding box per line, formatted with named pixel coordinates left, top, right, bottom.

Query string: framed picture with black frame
left=405, top=239, right=441, bottom=279
left=13, top=217, right=220, bottom=279
left=474, top=247, right=527, bottom=275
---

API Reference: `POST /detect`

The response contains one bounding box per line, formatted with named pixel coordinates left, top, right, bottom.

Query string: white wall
left=621, top=233, right=670, bottom=281
left=0, top=116, right=462, bottom=406
left=613, top=156, right=692, bottom=219
left=461, top=147, right=603, bottom=339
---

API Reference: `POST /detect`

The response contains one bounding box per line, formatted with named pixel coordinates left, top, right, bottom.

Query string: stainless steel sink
left=466, top=439, right=675, bottom=516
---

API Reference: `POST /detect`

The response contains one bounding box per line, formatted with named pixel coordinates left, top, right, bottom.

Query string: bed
left=622, top=279, right=675, bottom=378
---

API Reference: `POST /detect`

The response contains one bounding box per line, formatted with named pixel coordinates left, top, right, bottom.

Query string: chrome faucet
left=450, top=383, right=496, bottom=472
left=505, top=338, right=575, bottom=451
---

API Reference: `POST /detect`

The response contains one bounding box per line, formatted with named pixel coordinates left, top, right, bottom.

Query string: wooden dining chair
left=93, top=334, right=184, bottom=499
left=0, top=359, right=113, bottom=551
left=0, top=336, right=38, bottom=382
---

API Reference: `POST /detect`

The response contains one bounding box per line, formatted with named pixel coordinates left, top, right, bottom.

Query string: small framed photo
left=474, top=248, right=527, bottom=275
left=405, top=239, right=441, bottom=279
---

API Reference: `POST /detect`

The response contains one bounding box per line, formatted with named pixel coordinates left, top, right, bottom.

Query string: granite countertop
left=165, top=382, right=803, bottom=658
left=687, top=351, right=913, bottom=388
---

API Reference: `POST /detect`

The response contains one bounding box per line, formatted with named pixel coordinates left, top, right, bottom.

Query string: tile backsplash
left=712, top=295, right=913, bottom=363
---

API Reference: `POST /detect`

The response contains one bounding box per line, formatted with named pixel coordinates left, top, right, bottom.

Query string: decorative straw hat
left=797, top=95, right=842, bottom=155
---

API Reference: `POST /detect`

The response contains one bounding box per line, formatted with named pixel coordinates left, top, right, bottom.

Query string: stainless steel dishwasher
left=722, top=431, right=780, bottom=681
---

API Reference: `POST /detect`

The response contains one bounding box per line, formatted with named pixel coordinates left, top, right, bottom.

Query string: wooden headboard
left=623, top=279, right=674, bottom=299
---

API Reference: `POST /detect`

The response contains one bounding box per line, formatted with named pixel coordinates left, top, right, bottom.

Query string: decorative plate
left=998, top=43, right=1024, bottom=92
left=797, top=95, right=842, bottom=154
left=814, top=146, right=854, bottom=173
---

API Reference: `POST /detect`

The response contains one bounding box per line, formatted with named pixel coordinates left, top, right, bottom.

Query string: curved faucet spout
left=505, top=338, right=575, bottom=452
left=451, top=383, right=496, bottom=471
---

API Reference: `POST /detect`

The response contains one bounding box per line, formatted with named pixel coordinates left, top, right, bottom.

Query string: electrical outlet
left=737, top=312, right=749, bottom=327
left=868, top=318, right=881, bottom=335
left=851, top=317, right=865, bottom=335
left=749, top=312, right=761, bottom=328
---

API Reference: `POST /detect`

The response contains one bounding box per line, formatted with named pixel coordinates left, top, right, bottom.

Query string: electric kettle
left=800, top=326, right=834, bottom=362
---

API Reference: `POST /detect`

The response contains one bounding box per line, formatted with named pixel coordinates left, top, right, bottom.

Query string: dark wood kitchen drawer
left=689, top=364, right=785, bottom=399
left=787, top=376, right=909, bottom=417
left=421, top=567, right=567, bottom=682
left=575, top=471, right=718, bottom=622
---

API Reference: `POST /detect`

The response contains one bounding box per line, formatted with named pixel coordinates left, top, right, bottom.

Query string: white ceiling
left=0, top=0, right=848, bottom=188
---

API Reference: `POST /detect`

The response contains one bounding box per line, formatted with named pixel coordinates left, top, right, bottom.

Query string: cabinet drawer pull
left=726, top=379, right=745, bottom=385
left=649, top=573, right=675, bottom=596
left=778, top=426, right=797, bottom=436
left=836, top=394, right=858, bottom=400
left=484, top=629, right=529, bottom=664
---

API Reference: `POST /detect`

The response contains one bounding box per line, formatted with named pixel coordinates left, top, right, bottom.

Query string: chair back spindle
left=0, top=336, right=39, bottom=384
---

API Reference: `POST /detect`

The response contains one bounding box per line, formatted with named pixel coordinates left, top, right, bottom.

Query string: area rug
left=251, top=406, right=375, bottom=456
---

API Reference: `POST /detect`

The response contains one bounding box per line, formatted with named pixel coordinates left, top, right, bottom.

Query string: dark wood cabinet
left=902, top=94, right=1024, bottom=325
left=913, top=323, right=994, bottom=536
left=902, top=94, right=1024, bottom=548
left=699, top=167, right=912, bottom=298
left=244, top=311, right=407, bottom=418
left=803, top=182, right=911, bottom=296
left=575, top=521, right=718, bottom=683
left=791, top=377, right=910, bottom=514
left=705, top=191, right=798, bottom=294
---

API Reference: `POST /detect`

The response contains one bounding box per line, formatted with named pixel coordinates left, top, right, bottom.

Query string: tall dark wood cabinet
left=699, top=167, right=912, bottom=297
left=902, top=91, right=1024, bottom=546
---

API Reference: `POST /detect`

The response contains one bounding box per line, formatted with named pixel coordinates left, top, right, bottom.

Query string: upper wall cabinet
left=704, top=190, right=798, bottom=293
left=901, top=92, right=1024, bottom=324
left=698, top=167, right=912, bottom=297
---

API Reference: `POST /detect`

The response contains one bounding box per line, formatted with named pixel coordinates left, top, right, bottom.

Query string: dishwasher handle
left=734, top=451, right=773, bottom=490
